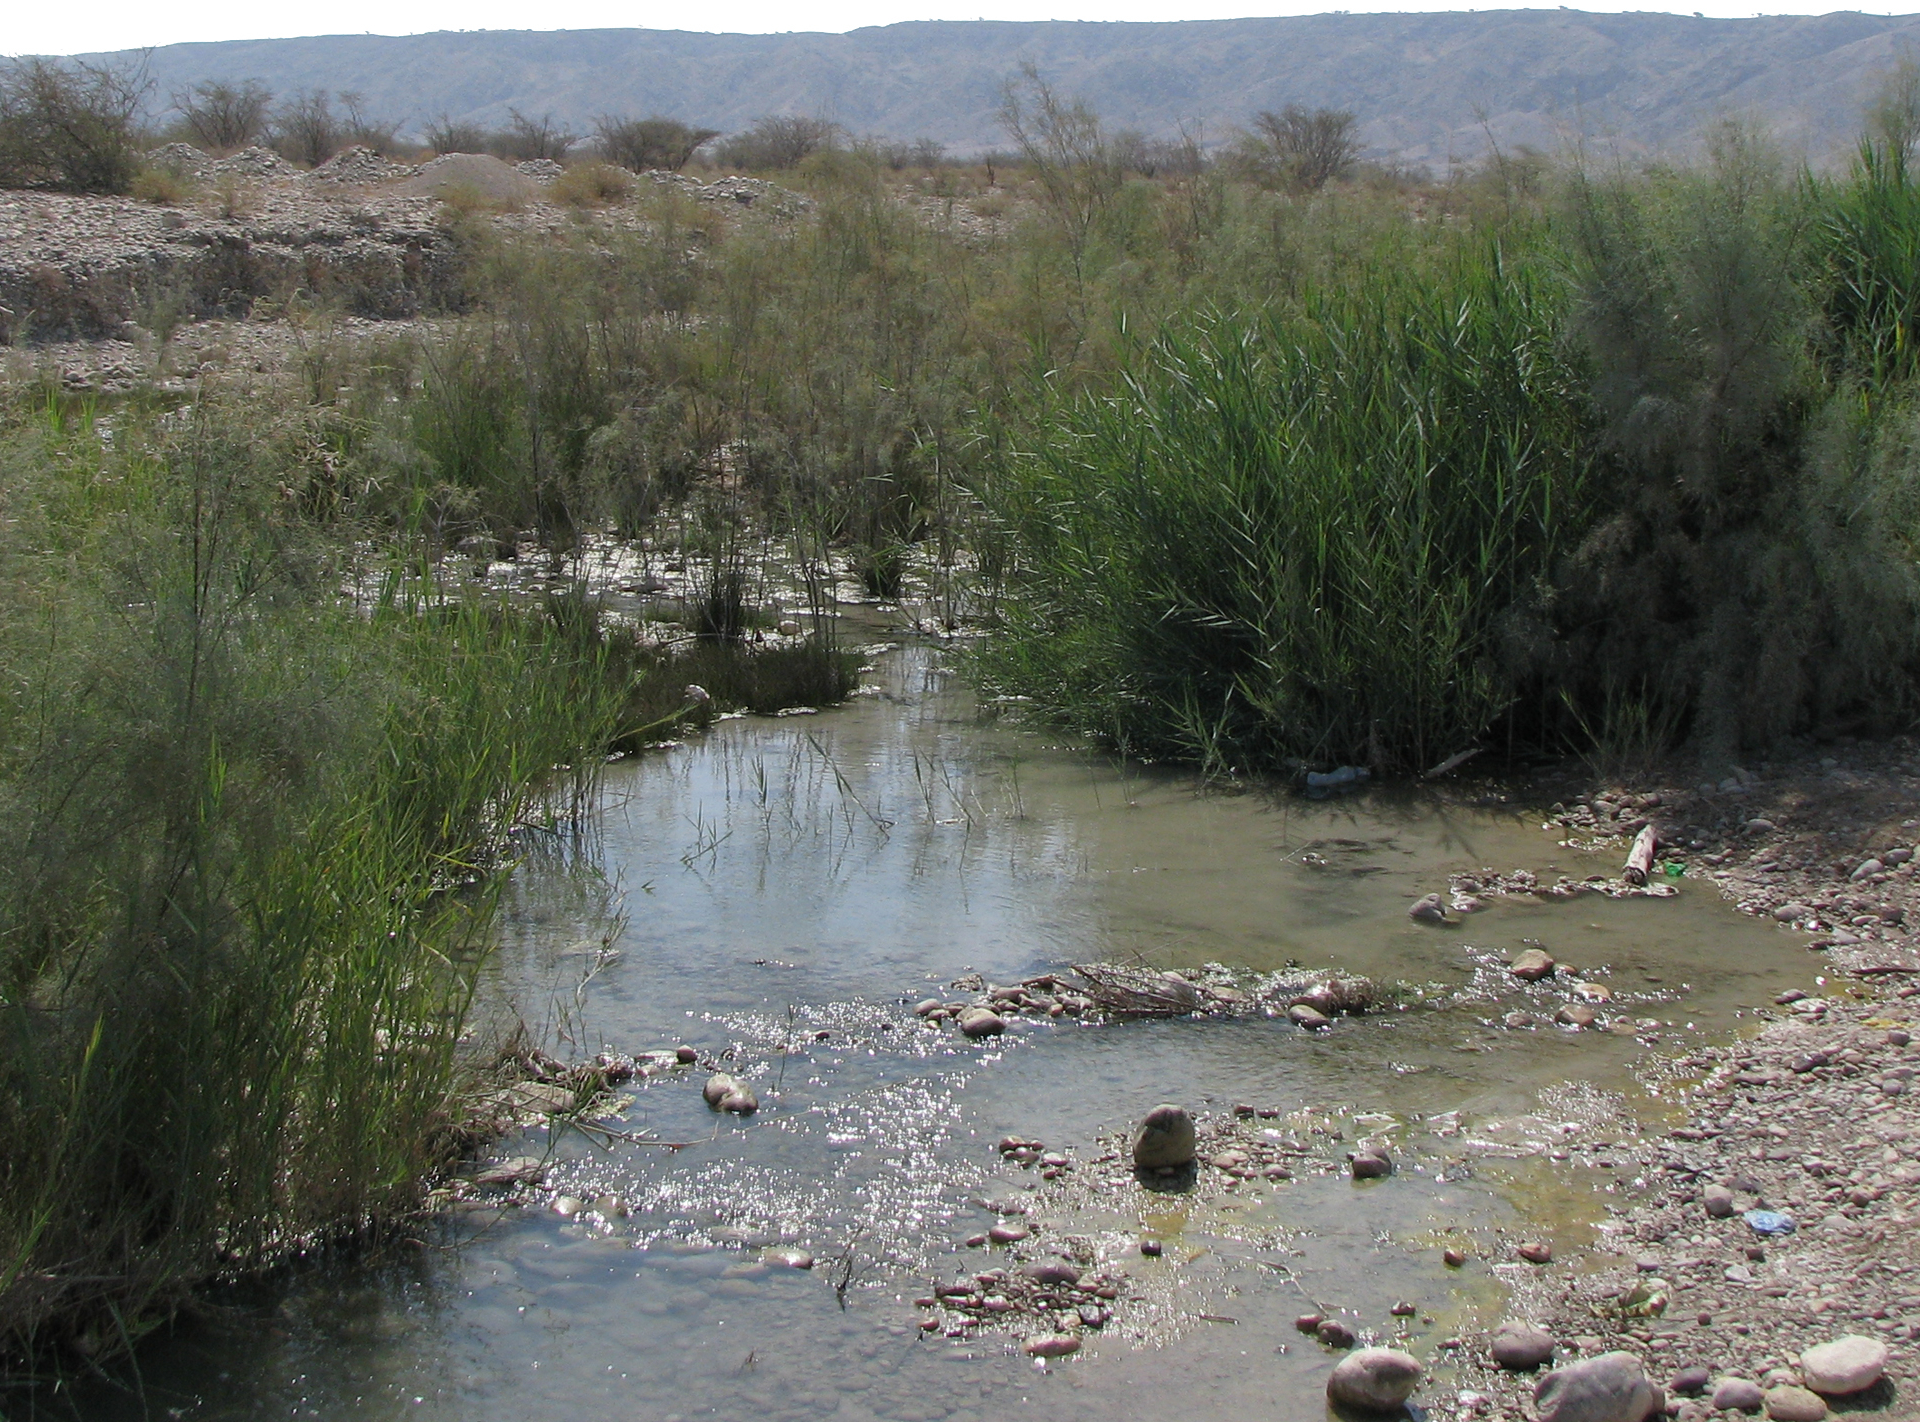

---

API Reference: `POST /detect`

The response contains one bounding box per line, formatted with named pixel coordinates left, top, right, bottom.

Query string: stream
left=50, top=640, right=1815, bottom=1422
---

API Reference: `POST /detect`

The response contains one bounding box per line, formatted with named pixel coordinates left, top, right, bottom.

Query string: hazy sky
left=14, top=0, right=1916, bottom=57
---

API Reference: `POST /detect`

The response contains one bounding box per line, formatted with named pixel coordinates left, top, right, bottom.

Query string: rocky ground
left=0, top=145, right=811, bottom=365
left=1448, top=740, right=1920, bottom=1422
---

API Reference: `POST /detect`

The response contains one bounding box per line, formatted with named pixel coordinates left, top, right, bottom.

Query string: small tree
left=0, top=56, right=151, bottom=194
left=172, top=79, right=273, bottom=152
left=594, top=115, right=717, bottom=172
left=999, top=64, right=1121, bottom=262
left=424, top=114, right=488, bottom=155
left=713, top=115, right=840, bottom=171
left=493, top=109, right=575, bottom=163
left=1249, top=105, right=1361, bottom=191
left=269, top=89, right=339, bottom=167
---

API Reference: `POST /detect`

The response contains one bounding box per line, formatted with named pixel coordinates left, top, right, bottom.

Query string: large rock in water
left=702, top=1072, right=741, bottom=1107
left=1327, top=1347, right=1423, bottom=1411
left=1798, top=1336, right=1888, bottom=1396
left=1132, top=1104, right=1197, bottom=1169
left=1535, top=1352, right=1660, bottom=1422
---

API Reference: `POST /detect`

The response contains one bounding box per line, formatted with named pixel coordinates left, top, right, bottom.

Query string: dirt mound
left=396, top=153, right=542, bottom=203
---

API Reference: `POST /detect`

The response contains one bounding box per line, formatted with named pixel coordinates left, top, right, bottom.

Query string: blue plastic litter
left=1744, top=1209, right=1797, bottom=1236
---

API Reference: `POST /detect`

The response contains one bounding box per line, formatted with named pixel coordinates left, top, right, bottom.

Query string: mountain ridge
left=70, top=11, right=1920, bottom=167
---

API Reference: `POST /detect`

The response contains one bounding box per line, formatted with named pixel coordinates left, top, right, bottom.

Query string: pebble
left=473, top=1155, right=544, bottom=1187
left=720, top=1085, right=758, bottom=1114
left=674, top=1044, right=698, bottom=1063
left=1535, top=1352, right=1659, bottom=1422
left=1492, top=1321, right=1557, bottom=1370
left=1132, top=1104, right=1197, bottom=1169
left=1327, top=1347, right=1423, bottom=1412
left=914, top=998, right=943, bottom=1017
left=1316, top=1318, right=1358, bottom=1348
left=1025, top=1261, right=1081, bottom=1287
left=1518, top=1241, right=1553, bottom=1264
left=1762, top=1386, right=1827, bottom=1421
left=767, top=1247, right=814, bottom=1270
left=702, top=1072, right=741, bottom=1107
left=1390, top=1301, right=1417, bottom=1317
left=1669, top=1366, right=1710, bottom=1396
left=1574, top=981, right=1613, bottom=1003
left=1511, top=948, right=1557, bottom=981
left=1712, top=1378, right=1765, bottom=1412
left=957, top=1007, right=1006, bottom=1038
left=1351, top=1148, right=1394, bottom=1180
left=1140, top=1238, right=1163, bottom=1257
left=1409, top=892, right=1450, bottom=923
left=1774, top=903, right=1813, bottom=922
left=1296, top=1312, right=1326, bottom=1333
left=1288, top=1003, right=1333, bottom=1030
left=1703, top=1184, right=1737, bottom=1218
left=987, top=1223, right=1030, bottom=1245
left=1556, top=1004, right=1599, bottom=1028
left=1797, top=1335, right=1887, bottom=1395
left=1022, top=1332, right=1079, bottom=1357
left=1891, top=1029, right=1912, bottom=1047
left=1444, top=1248, right=1468, bottom=1267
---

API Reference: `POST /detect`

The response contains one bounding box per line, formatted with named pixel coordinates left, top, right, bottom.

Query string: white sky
left=12, top=0, right=1916, bottom=59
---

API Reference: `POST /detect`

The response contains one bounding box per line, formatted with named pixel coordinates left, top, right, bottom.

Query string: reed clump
left=0, top=396, right=627, bottom=1362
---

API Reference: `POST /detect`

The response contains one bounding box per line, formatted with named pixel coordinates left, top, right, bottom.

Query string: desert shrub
left=128, top=165, right=196, bottom=204
left=269, top=89, right=400, bottom=167
left=491, top=109, right=575, bottom=162
left=170, top=78, right=273, bottom=152
left=1559, top=123, right=1920, bottom=752
left=713, top=114, right=841, bottom=171
left=594, top=114, right=717, bottom=172
left=0, top=57, right=149, bottom=194
left=551, top=160, right=633, bottom=207
left=424, top=114, right=489, bottom=154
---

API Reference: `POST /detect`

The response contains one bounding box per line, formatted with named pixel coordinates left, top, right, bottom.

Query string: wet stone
left=1317, top=1318, right=1358, bottom=1348
left=1518, top=1241, right=1553, bottom=1264
left=1132, top=1104, right=1197, bottom=1169
left=1511, top=948, right=1557, bottom=981
left=1327, top=1347, right=1423, bottom=1412
left=1704, top=1184, right=1737, bottom=1218
left=1350, top=1148, right=1393, bottom=1179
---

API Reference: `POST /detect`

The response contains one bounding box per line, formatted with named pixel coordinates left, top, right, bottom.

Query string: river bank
left=1452, top=738, right=1920, bottom=1420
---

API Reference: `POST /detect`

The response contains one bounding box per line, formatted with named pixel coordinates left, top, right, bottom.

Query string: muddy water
left=63, top=644, right=1815, bottom=1422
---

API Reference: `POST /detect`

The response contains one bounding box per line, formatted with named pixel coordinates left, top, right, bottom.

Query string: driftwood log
left=1623, top=824, right=1659, bottom=886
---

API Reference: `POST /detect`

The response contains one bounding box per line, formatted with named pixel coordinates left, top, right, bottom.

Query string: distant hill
left=76, top=11, right=1920, bottom=168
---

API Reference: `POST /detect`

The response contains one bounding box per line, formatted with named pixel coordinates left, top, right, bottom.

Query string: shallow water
left=46, top=643, right=1817, bottom=1422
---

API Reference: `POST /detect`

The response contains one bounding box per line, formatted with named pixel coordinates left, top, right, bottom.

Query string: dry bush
left=129, top=166, right=196, bottom=205
left=551, top=161, right=633, bottom=208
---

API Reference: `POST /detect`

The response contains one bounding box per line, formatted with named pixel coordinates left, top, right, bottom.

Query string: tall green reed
left=981, top=236, right=1592, bottom=773
left=0, top=395, right=626, bottom=1361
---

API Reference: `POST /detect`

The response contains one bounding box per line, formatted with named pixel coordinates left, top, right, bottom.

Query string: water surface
left=50, top=643, right=1813, bottom=1422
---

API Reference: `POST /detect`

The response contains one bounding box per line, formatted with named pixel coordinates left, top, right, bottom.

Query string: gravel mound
left=395, top=153, right=543, bottom=203
left=145, top=144, right=214, bottom=181
left=304, top=146, right=417, bottom=185
left=212, top=147, right=295, bottom=178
